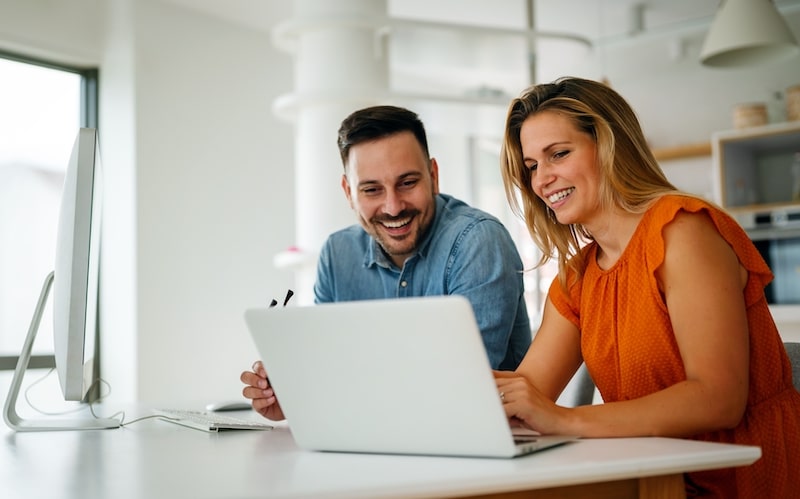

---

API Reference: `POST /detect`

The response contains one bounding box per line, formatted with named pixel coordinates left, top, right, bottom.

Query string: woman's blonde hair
left=500, top=77, right=677, bottom=288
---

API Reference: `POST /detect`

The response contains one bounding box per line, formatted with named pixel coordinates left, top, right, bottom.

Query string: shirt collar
left=364, top=194, right=444, bottom=269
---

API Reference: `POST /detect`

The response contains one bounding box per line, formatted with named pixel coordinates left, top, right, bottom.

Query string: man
left=242, top=105, right=530, bottom=420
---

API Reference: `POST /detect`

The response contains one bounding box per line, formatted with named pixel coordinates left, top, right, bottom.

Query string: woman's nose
left=532, top=166, right=554, bottom=194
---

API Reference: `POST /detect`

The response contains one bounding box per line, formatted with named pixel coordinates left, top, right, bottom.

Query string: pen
left=268, top=289, right=293, bottom=308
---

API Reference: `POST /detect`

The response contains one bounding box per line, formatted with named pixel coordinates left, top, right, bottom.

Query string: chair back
left=785, top=342, right=800, bottom=391
left=558, top=363, right=596, bottom=407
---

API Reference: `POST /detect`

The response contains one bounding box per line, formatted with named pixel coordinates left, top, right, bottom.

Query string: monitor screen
left=54, top=127, right=102, bottom=402
left=3, top=128, right=120, bottom=431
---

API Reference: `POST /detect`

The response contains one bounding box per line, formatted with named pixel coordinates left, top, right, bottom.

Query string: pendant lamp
left=700, top=0, right=800, bottom=67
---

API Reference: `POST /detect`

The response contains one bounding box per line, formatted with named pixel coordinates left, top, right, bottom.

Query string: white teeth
left=382, top=219, right=410, bottom=229
left=548, top=188, right=574, bottom=204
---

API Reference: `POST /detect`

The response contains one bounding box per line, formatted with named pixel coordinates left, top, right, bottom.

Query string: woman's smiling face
left=519, top=110, right=602, bottom=226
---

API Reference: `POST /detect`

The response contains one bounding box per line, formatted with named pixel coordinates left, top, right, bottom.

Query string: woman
left=497, top=76, right=800, bottom=498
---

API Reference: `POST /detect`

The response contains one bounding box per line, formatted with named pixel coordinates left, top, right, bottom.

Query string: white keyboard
left=153, top=409, right=274, bottom=432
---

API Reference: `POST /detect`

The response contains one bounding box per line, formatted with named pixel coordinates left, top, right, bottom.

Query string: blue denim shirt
left=313, top=193, right=531, bottom=370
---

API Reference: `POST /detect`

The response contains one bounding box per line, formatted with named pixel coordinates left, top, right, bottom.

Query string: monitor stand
left=3, top=272, right=120, bottom=431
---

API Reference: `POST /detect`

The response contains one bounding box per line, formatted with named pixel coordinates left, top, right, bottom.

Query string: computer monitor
left=3, top=128, right=120, bottom=431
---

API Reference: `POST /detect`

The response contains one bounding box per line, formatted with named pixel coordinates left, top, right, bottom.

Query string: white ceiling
left=154, top=0, right=800, bottom=65
left=148, top=1, right=719, bottom=82
left=155, top=0, right=721, bottom=40
left=156, top=0, right=287, bottom=33
left=153, top=0, right=800, bottom=119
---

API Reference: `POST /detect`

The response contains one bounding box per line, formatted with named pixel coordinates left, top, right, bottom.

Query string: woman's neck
left=587, top=208, right=643, bottom=270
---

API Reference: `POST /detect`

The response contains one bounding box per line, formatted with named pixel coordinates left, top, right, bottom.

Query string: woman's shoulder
left=642, top=194, right=726, bottom=231
left=649, top=193, right=717, bottom=213
left=644, top=194, right=772, bottom=283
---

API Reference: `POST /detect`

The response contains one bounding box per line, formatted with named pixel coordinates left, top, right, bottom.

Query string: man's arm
left=313, top=240, right=335, bottom=304
left=447, top=219, right=531, bottom=369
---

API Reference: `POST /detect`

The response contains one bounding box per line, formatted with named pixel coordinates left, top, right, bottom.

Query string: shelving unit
left=712, top=120, right=800, bottom=214
left=712, top=121, right=800, bottom=238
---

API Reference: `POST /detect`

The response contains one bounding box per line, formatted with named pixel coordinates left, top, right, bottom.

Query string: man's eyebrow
left=398, top=172, right=422, bottom=180
left=357, top=171, right=422, bottom=187
left=357, top=179, right=381, bottom=188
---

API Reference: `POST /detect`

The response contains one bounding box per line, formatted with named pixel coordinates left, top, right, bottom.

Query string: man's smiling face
left=341, top=131, right=439, bottom=268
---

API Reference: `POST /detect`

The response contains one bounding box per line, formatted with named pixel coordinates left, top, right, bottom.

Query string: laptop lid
left=244, top=295, right=575, bottom=458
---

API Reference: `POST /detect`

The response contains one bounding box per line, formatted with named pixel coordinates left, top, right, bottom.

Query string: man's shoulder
left=438, top=193, right=502, bottom=225
left=431, top=195, right=518, bottom=256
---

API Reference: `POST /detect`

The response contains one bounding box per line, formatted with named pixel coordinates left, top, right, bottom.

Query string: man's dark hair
left=337, top=105, right=430, bottom=168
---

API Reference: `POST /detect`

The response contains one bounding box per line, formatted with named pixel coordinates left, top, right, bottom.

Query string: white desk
left=1, top=413, right=760, bottom=499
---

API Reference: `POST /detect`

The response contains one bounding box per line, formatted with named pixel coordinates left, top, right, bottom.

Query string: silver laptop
left=244, top=295, right=576, bottom=458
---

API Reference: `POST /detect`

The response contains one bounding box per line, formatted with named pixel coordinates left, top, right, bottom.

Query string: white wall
left=0, top=0, right=105, bottom=65
left=124, top=0, right=295, bottom=404
left=0, top=0, right=295, bottom=405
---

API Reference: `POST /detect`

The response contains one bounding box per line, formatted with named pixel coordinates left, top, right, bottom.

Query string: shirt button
left=400, top=281, right=408, bottom=288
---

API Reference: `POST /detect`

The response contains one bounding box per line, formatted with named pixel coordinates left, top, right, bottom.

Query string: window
left=0, top=51, right=98, bottom=372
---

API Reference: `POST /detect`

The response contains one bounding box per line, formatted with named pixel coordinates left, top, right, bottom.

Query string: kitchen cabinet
left=712, top=120, right=800, bottom=327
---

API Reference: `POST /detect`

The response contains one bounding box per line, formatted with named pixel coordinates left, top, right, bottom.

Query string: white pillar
left=273, top=0, right=389, bottom=304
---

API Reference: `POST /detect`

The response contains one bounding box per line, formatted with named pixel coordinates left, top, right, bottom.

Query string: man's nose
left=382, top=189, right=405, bottom=216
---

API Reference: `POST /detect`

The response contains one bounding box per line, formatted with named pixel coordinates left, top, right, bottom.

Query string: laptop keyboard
left=512, top=429, right=542, bottom=445
left=153, top=409, right=274, bottom=432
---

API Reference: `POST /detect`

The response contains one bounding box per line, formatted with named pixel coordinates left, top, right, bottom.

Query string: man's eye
left=361, top=187, right=380, bottom=195
left=400, top=179, right=418, bottom=188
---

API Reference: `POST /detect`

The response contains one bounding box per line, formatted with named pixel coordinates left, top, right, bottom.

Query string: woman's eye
left=553, top=150, right=569, bottom=160
left=526, top=163, right=538, bottom=172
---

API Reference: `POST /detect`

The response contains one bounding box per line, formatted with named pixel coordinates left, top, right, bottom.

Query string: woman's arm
left=509, top=298, right=583, bottom=401
left=498, top=211, right=750, bottom=437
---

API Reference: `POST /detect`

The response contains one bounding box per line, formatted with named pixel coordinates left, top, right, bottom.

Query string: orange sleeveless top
left=549, top=195, right=800, bottom=498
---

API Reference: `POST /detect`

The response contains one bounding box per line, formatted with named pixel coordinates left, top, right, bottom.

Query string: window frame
left=0, top=50, right=99, bottom=372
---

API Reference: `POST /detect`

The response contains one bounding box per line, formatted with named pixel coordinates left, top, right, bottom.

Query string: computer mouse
left=205, top=400, right=252, bottom=412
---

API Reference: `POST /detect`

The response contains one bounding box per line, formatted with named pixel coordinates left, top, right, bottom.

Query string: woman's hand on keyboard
left=241, top=360, right=286, bottom=421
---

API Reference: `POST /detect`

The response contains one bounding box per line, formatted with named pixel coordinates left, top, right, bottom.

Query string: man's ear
left=430, top=158, right=440, bottom=195
left=341, top=173, right=355, bottom=208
